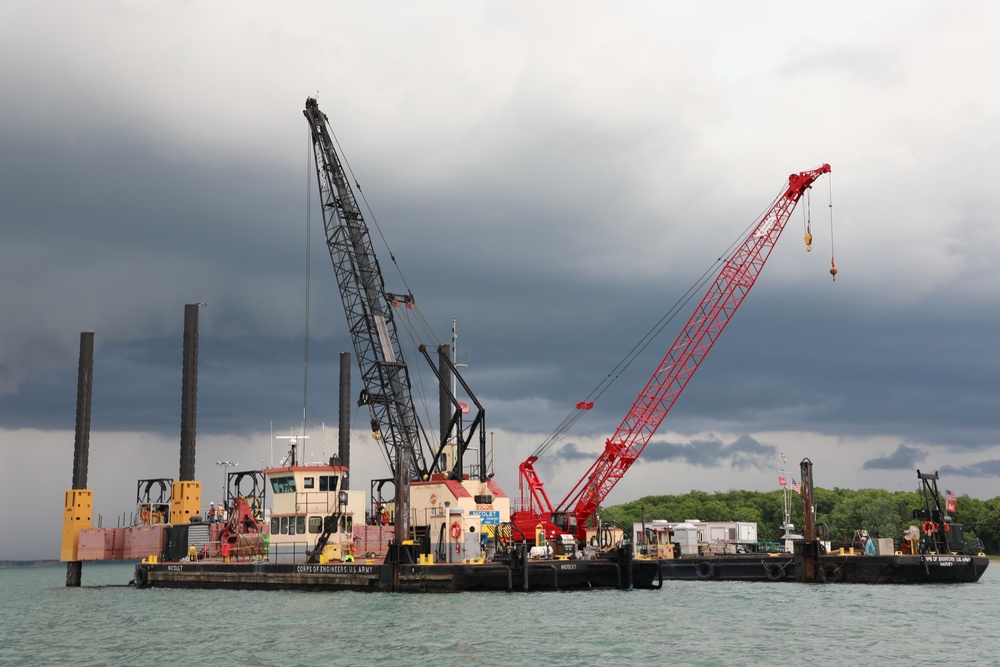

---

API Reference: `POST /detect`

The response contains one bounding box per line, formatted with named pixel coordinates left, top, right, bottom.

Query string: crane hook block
left=830, top=260, right=838, bottom=281
left=804, top=233, right=813, bottom=252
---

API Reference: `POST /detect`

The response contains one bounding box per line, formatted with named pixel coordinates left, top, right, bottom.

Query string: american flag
left=946, top=489, right=957, bottom=513
left=791, top=479, right=801, bottom=494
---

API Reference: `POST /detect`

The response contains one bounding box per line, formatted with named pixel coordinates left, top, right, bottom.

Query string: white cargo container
left=634, top=519, right=759, bottom=556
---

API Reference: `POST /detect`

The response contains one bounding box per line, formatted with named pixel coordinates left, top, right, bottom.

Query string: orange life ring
left=922, top=521, right=936, bottom=534
left=450, top=521, right=462, bottom=540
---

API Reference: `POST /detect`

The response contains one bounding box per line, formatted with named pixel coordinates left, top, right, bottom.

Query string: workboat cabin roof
left=262, top=463, right=348, bottom=496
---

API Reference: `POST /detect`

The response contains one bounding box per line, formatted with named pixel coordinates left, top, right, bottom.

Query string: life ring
left=819, top=563, right=844, bottom=583
left=764, top=563, right=783, bottom=581
left=695, top=561, right=715, bottom=579
left=922, top=521, right=936, bottom=535
left=450, top=521, right=462, bottom=540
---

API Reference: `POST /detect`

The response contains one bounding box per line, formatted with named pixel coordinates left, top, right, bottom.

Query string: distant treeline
left=601, top=487, right=999, bottom=553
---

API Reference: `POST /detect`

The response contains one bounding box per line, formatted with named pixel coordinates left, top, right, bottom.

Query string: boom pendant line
left=514, top=164, right=832, bottom=543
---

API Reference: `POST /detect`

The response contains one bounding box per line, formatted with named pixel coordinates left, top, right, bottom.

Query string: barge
left=653, top=552, right=987, bottom=584
left=634, top=461, right=988, bottom=584
left=126, top=445, right=663, bottom=592
left=133, top=547, right=662, bottom=592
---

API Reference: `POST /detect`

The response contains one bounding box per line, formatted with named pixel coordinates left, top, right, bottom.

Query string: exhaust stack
left=338, top=351, right=351, bottom=489
left=438, top=343, right=453, bottom=474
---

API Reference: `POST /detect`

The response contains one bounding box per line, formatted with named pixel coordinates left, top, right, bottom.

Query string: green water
left=1, top=562, right=995, bottom=666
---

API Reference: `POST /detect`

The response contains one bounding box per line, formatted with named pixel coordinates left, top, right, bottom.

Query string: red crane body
left=513, top=164, right=831, bottom=543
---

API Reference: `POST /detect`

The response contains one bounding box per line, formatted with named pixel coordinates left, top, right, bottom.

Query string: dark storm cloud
left=653, top=293, right=1000, bottom=450
left=553, top=441, right=600, bottom=462
left=0, top=330, right=357, bottom=437
left=641, top=434, right=776, bottom=469
left=553, top=433, right=776, bottom=470
left=6, top=199, right=1000, bottom=459
left=863, top=444, right=925, bottom=470
left=940, top=460, right=1000, bottom=479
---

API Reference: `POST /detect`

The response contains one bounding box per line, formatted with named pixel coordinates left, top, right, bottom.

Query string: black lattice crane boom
left=303, top=97, right=429, bottom=498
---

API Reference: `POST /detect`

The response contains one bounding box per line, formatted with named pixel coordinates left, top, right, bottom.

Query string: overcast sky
left=3, top=1, right=999, bottom=560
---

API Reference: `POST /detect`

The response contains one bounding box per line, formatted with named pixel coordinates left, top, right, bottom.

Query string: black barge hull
left=134, top=558, right=664, bottom=592
left=658, top=553, right=988, bottom=584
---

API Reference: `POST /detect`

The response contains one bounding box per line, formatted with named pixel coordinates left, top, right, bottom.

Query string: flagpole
left=781, top=452, right=792, bottom=542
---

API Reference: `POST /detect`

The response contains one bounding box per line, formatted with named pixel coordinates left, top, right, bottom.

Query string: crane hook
left=804, top=232, right=813, bottom=252
left=829, top=259, right=838, bottom=281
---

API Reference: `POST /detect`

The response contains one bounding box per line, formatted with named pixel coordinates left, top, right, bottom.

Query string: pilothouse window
left=270, top=476, right=296, bottom=494
left=319, top=475, right=339, bottom=492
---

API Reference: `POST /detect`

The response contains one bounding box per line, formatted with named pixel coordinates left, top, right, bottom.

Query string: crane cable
left=532, top=184, right=802, bottom=461
left=302, top=117, right=392, bottom=478
left=827, top=172, right=837, bottom=280
left=302, top=124, right=313, bottom=439
left=802, top=186, right=812, bottom=251
left=328, top=125, right=451, bottom=459
left=329, top=130, right=430, bottom=337
left=801, top=173, right=837, bottom=280
left=307, top=123, right=400, bottom=475
left=533, top=172, right=836, bottom=460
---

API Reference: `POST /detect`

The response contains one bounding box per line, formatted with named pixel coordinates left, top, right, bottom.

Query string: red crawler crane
left=513, top=164, right=832, bottom=543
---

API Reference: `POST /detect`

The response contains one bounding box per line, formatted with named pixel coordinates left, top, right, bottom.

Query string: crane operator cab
left=549, top=511, right=571, bottom=534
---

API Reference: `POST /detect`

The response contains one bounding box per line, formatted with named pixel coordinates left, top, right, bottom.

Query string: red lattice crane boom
left=514, top=164, right=831, bottom=542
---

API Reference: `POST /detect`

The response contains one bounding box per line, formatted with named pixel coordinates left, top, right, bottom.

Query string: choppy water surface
left=1, top=562, right=995, bottom=666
